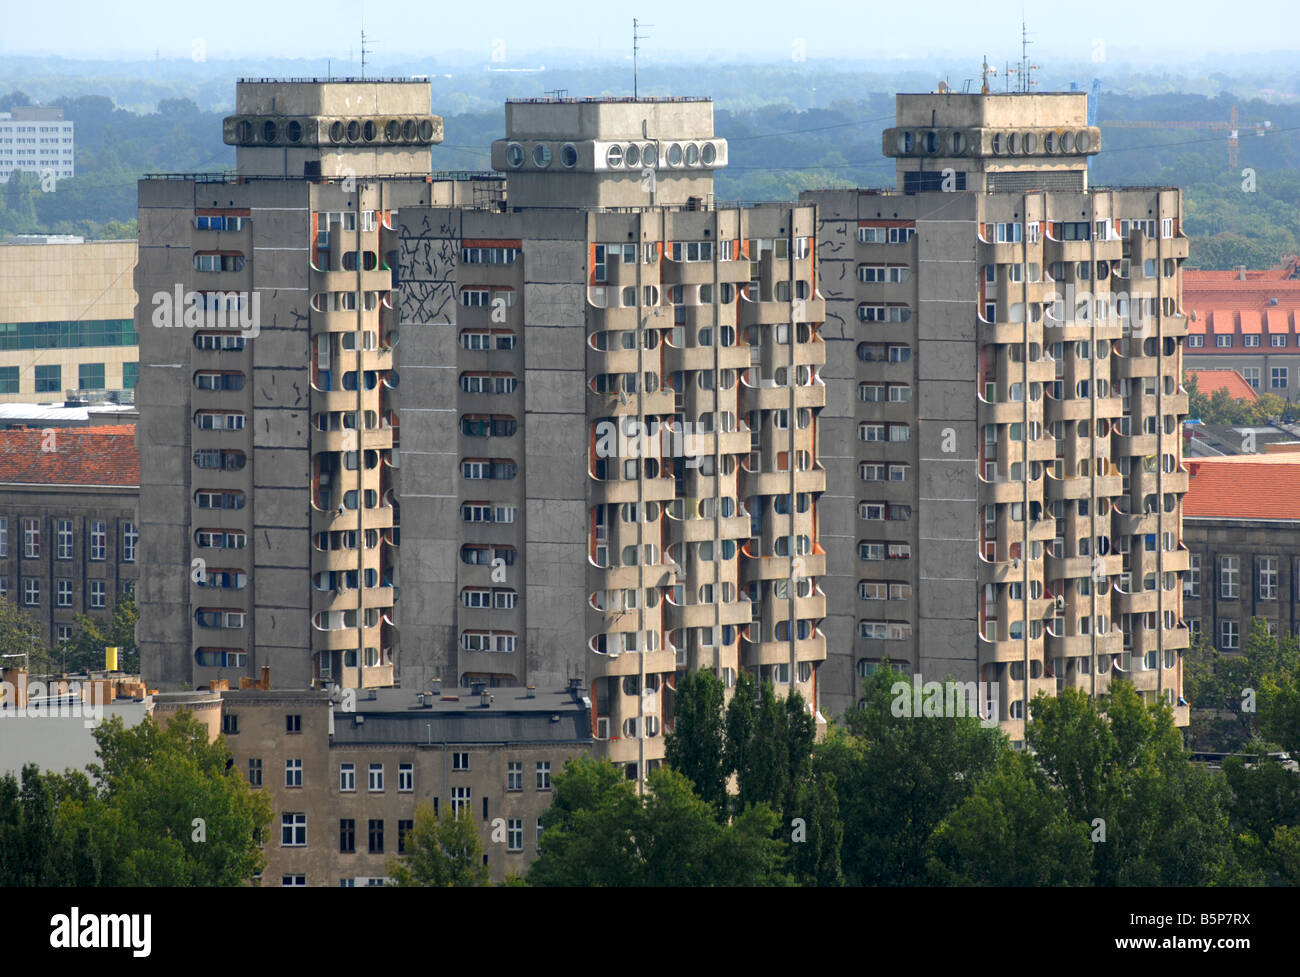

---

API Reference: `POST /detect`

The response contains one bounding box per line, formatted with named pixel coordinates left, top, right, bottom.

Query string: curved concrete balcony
left=1046, top=628, right=1122, bottom=658
left=311, top=622, right=384, bottom=652
left=597, top=563, right=678, bottom=592
left=587, top=647, right=678, bottom=679
left=1026, top=438, right=1057, bottom=462
left=311, top=268, right=392, bottom=293
left=1112, top=511, right=1160, bottom=536
left=1043, top=238, right=1107, bottom=263
left=1043, top=395, right=1095, bottom=422
left=663, top=599, right=752, bottom=630
left=663, top=344, right=750, bottom=374
left=589, top=476, right=679, bottom=506
left=1112, top=355, right=1158, bottom=381
left=311, top=505, right=394, bottom=535
left=665, top=514, right=751, bottom=545
left=1113, top=433, right=1158, bottom=456
left=740, top=552, right=827, bottom=583
left=661, top=258, right=723, bottom=287
left=311, top=585, right=395, bottom=616
left=1162, top=548, right=1191, bottom=574
left=978, top=476, right=1032, bottom=505
left=979, top=632, right=1036, bottom=663
left=978, top=320, right=1026, bottom=347
left=1165, top=392, right=1190, bottom=415
left=1112, top=588, right=1161, bottom=616
left=741, top=636, right=824, bottom=669
left=977, top=398, right=1033, bottom=426
left=587, top=347, right=644, bottom=375
left=586, top=304, right=642, bottom=330
left=738, top=467, right=825, bottom=499
left=312, top=426, right=393, bottom=454
left=312, top=547, right=381, bottom=573
left=737, top=383, right=825, bottom=411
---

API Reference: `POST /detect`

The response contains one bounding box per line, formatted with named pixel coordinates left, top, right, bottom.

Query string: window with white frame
left=1221, top=556, right=1239, bottom=599
left=368, top=763, right=384, bottom=792
left=281, top=813, right=307, bottom=847
left=1260, top=557, right=1278, bottom=599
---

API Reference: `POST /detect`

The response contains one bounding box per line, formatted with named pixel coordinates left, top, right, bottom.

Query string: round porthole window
left=701, top=142, right=717, bottom=165
left=685, top=142, right=700, bottom=166
left=346, top=120, right=361, bottom=142
left=642, top=143, right=658, bottom=167
left=606, top=144, right=623, bottom=168
left=561, top=143, right=578, bottom=167
left=418, top=119, right=435, bottom=142
left=666, top=142, right=683, bottom=166
left=950, top=131, right=967, bottom=155
left=924, top=130, right=940, bottom=154
left=625, top=143, right=640, bottom=167
left=992, top=132, right=1003, bottom=154
left=363, top=120, right=377, bottom=142
left=1061, top=131, right=1076, bottom=153
left=385, top=119, right=400, bottom=142
left=329, top=121, right=345, bottom=143
left=505, top=142, right=525, bottom=167
left=1044, top=132, right=1056, bottom=153
left=1076, top=130, right=1092, bottom=153
left=403, top=119, right=417, bottom=141
left=533, top=143, right=552, bottom=167
left=1023, top=132, right=1037, bottom=154
left=898, top=131, right=915, bottom=154
left=287, top=120, right=303, bottom=143
left=263, top=120, right=278, bottom=143
left=1008, top=132, right=1019, bottom=154
left=236, top=120, right=253, bottom=143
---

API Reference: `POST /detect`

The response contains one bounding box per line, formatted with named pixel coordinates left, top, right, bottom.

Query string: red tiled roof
left=0, top=425, right=138, bottom=487
left=1185, top=456, right=1300, bottom=521
left=1186, top=369, right=1259, bottom=402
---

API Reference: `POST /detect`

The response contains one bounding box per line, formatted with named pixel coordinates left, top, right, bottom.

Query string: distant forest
left=1, top=78, right=1297, bottom=271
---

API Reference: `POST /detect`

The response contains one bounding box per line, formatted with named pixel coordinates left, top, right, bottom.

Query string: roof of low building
left=1185, top=455, right=1300, bottom=521
left=1186, top=368, right=1259, bottom=401
left=0, top=425, right=138, bottom=487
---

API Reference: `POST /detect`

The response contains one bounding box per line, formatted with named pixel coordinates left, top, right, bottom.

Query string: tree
left=1223, top=754, right=1300, bottom=884
left=387, top=802, right=489, bottom=887
left=664, top=668, right=727, bottom=813
left=820, top=667, right=1004, bottom=885
left=1186, top=619, right=1300, bottom=751
left=0, top=595, right=54, bottom=674
left=61, top=596, right=139, bottom=675
left=527, top=758, right=790, bottom=886
left=1028, top=681, right=1241, bottom=885
left=48, top=711, right=272, bottom=885
left=929, top=750, right=1093, bottom=886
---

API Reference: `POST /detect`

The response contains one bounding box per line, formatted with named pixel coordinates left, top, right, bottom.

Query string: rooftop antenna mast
left=633, top=18, right=652, bottom=100
left=360, top=29, right=371, bottom=79
left=1019, top=18, right=1039, bottom=92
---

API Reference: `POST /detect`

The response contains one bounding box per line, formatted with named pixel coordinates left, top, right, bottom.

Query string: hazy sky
left=3, top=0, right=1294, bottom=63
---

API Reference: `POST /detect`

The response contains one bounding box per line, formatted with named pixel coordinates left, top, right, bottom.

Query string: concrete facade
left=0, top=106, right=73, bottom=184
left=806, top=92, right=1190, bottom=738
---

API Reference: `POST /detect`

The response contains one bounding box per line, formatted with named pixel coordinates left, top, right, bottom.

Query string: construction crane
left=1103, top=106, right=1271, bottom=168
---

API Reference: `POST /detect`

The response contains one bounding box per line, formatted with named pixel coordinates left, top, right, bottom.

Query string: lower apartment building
left=1182, top=454, right=1300, bottom=648
left=219, top=684, right=591, bottom=885
left=0, top=425, right=138, bottom=646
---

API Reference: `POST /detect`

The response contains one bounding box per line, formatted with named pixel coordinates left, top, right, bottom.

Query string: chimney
left=260, top=665, right=271, bottom=690
left=1237, top=265, right=1247, bottom=280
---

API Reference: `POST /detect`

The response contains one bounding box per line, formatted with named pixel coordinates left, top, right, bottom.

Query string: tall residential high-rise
left=136, top=82, right=828, bottom=780
left=805, top=92, right=1191, bottom=739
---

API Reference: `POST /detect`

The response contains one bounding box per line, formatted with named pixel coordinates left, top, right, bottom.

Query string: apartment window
left=222, top=714, right=239, bottom=735
left=1187, top=335, right=1204, bottom=348
left=398, top=762, right=413, bottom=792
left=22, top=578, right=38, bottom=607
left=1220, top=556, right=1239, bottom=599
left=123, top=362, right=139, bottom=389
left=369, top=763, right=384, bottom=792
left=398, top=819, right=414, bottom=854
left=340, top=763, right=356, bottom=792
left=451, top=786, right=471, bottom=816
left=22, top=518, right=38, bottom=558
left=1220, top=619, right=1240, bottom=651
left=56, top=520, right=72, bottom=560
left=56, top=579, right=72, bottom=607
left=0, top=367, right=17, bottom=394
left=1216, top=335, right=1232, bottom=348
left=282, top=876, right=306, bottom=886
left=281, top=813, right=307, bottom=847
left=286, top=714, right=302, bottom=733
left=1272, top=367, right=1289, bottom=389
left=1243, top=367, right=1261, bottom=389
left=507, top=761, right=523, bottom=791
left=340, top=819, right=356, bottom=853
left=285, top=759, right=303, bottom=788
left=122, top=522, right=138, bottom=562
left=1184, top=553, right=1200, bottom=597
left=368, top=820, right=384, bottom=854
left=0, top=518, right=6, bottom=558
left=507, top=818, right=523, bottom=852
left=1244, top=334, right=1261, bottom=348
left=1271, top=334, right=1287, bottom=348
left=1260, top=557, right=1278, bottom=600
left=247, top=758, right=262, bottom=787
left=89, top=521, right=106, bottom=561
left=536, top=761, right=551, bottom=791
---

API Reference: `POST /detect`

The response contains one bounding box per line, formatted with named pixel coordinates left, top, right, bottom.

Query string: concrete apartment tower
left=136, top=79, right=444, bottom=691
left=805, top=92, right=1191, bottom=740
left=137, top=82, right=828, bottom=780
